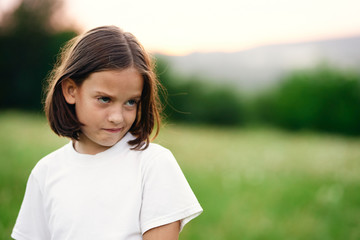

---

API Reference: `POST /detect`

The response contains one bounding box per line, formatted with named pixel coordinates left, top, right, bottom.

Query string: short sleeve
left=11, top=173, right=50, bottom=240
left=140, top=149, right=203, bottom=234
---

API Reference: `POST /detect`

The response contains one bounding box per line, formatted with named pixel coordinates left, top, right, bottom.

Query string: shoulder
left=137, top=142, right=175, bottom=163
left=142, top=142, right=172, bottom=157
left=31, top=142, right=71, bottom=178
left=135, top=142, right=181, bottom=174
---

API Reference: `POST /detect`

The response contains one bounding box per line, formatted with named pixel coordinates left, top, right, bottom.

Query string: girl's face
left=62, top=68, right=143, bottom=155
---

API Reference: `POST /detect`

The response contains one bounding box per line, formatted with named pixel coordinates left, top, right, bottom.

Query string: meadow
left=1, top=111, right=360, bottom=240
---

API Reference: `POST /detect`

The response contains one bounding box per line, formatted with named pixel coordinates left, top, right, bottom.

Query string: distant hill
left=157, top=35, right=360, bottom=90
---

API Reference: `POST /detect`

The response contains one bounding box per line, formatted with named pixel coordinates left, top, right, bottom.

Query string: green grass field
left=1, top=111, right=360, bottom=240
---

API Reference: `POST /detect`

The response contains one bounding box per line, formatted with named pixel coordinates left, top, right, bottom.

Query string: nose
left=108, top=107, right=124, bottom=125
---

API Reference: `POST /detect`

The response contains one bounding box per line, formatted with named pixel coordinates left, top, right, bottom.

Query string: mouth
left=103, top=128, right=123, bottom=133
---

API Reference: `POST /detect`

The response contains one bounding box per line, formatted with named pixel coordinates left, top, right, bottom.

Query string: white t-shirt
left=12, top=133, right=203, bottom=240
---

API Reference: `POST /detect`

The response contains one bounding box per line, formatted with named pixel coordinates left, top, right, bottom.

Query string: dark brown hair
left=44, top=26, right=162, bottom=150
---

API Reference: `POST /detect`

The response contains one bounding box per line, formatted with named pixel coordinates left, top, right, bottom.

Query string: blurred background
left=1, top=0, right=360, bottom=239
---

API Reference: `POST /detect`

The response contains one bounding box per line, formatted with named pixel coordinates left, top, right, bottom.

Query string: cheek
left=126, top=110, right=138, bottom=123
left=75, top=100, right=99, bottom=121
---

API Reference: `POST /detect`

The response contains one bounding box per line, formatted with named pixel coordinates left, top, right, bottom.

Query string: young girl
left=12, top=26, right=202, bottom=240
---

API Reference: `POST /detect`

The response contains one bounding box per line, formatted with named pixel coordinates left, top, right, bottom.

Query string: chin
left=101, top=138, right=122, bottom=147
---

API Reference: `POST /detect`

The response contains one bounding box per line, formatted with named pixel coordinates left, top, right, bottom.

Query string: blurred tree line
left=253, top=66, right=360, bottom=135
left=156, top=58, right=360, bottom=136
left=1, top=0, right=360, bottom=137
left=156, top=58, right=246, bottom=126
left=0, top=0, right=77, bottom=110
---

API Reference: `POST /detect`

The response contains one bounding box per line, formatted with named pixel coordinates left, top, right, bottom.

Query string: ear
left=62, top=78, right=78, bottom=104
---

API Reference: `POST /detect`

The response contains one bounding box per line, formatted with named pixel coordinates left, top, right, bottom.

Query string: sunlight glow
left=54, top=0, right=360, bottom=55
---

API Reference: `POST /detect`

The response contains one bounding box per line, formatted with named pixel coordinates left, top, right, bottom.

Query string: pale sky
left=2, top=0, right=360, bottom=55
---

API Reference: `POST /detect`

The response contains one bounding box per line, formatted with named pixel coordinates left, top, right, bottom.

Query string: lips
left=103, top=128, right=123, bottom=133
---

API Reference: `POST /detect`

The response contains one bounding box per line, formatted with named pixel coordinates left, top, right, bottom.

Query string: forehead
left=81, top=68, right=143, bottom=96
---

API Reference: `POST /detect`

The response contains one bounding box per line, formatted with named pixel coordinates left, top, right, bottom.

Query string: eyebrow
left=94, top=91, right=142, bottom=99
left=94, top=91, right=110, bottom=95
left=93, top=91, right=113, bottom=98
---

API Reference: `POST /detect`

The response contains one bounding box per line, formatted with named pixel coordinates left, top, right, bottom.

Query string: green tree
left=155, top=57, right=245, bottom=125
left=0, top=0, right=77, bottom=110
left=255, top=65, right=360, bottom=135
